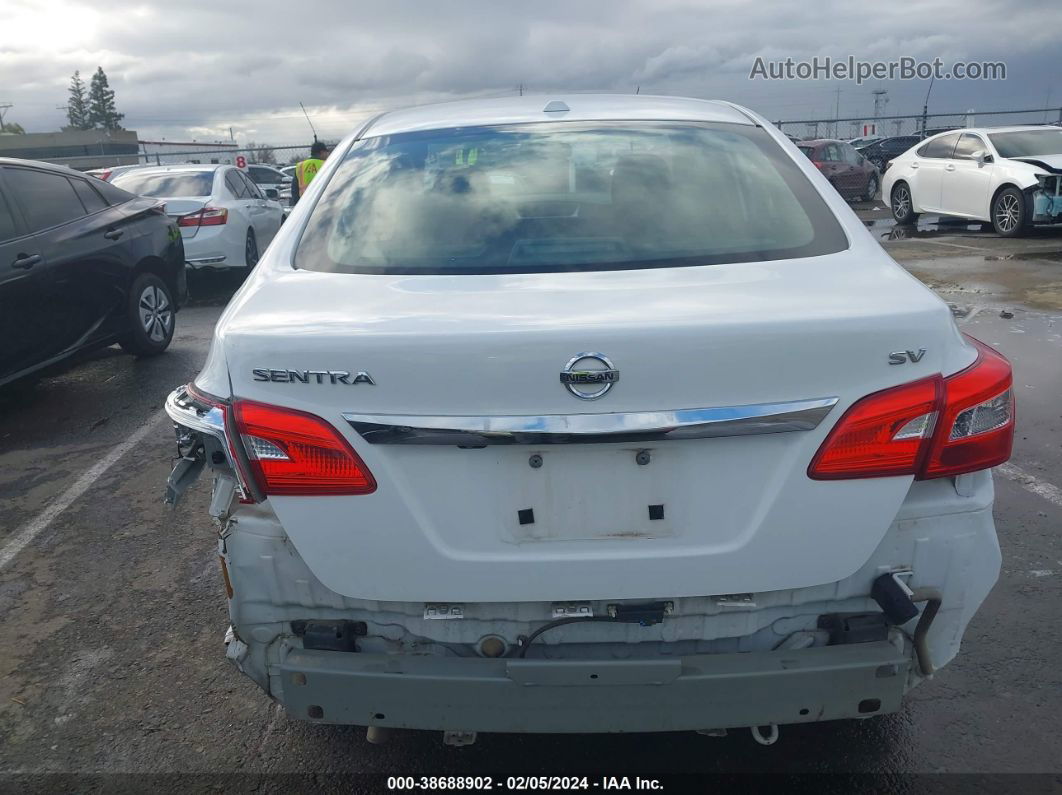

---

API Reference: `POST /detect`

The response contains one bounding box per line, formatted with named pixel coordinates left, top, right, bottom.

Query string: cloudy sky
left=2, top=0, right=1060, bottom=147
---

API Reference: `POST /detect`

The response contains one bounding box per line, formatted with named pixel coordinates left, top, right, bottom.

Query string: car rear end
left=164, top=98, right=1011, bottom=738
left=112, top=167, right=236, bottom=269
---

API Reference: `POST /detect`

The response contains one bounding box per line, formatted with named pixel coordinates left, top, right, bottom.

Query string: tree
left=0, top=121, right=25, bottom=134
left=247, top=142, right=277, bottom=165
left=87, top=66, right=124, bottom=130
left=66, top=71, right=91, bottom=130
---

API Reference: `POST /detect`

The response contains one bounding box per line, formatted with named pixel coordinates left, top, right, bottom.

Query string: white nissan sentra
left=165, top=95, right=1013, bottom=744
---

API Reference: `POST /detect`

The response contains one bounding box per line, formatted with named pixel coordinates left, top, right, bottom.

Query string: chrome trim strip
left=165, top=386, right=227, bottom=439
left=344, top=397, right=838, bottom=446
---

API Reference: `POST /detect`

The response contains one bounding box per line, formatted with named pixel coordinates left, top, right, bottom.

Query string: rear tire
left=891, top=182, right=919, bottom=225
left=244, top=228, right=259, bottom=270
left=119, top=273, right=175, bottom=357
left=991, top=186, right=1031, bottom=238
left=862, top=174, right=879, bottom=202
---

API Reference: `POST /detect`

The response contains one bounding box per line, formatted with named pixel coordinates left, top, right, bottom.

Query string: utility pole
left=0, top=103, right=13, bottom=129
left=872, top=90, right=888, bottom=136
left=920, top=76, right=935, bottom=138
left=518, top=83, right=524, bottom=96
left=833, top=87, right=841, bottom=138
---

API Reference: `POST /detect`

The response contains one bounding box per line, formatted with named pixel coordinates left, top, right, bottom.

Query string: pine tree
left=66, top=71, right=91, bottom=130
left=87, top=67, right=124, bottom=130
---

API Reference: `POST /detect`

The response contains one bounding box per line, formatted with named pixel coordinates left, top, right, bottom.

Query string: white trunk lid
left=217, top=252, right=967, bottom=602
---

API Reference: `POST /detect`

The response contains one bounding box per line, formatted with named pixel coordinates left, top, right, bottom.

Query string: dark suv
left=0, top=158, right=186, bottom=387
left=856, top=136, right=921, bottom=171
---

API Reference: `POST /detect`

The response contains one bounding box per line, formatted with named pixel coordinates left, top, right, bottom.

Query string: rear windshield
left=294, top=121, right=847, bottom=275
left=988, top=129, right=1062, bottom=158
left=111, top=171, right=214, bottom=197
left=797, top=145, right=817, bottom=158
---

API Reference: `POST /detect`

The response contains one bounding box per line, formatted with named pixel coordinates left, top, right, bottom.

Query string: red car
left=798, top=139, right=880, bottom=201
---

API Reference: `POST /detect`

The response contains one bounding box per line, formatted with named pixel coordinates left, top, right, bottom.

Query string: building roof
left=362, top=94, right=755, bottom=137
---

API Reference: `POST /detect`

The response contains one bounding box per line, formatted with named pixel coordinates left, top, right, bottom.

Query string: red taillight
left=232, top=400, right=376, bottom=496
left=811, top=161, right=827, bottom=170
left=809, top=376, right=942, bottom=479
left=809, top=336, right=1014, bottom=480
left=177, top=207, right=228, bottom=228
left=920, top=337, right=1014, bottom=479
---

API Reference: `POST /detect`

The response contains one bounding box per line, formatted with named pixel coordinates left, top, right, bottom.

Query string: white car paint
left=882, top=125, right=1062, bottom=230
left=167, top=95, right=1009, bottom=734
left=246, top=164, right=292, bottom=201
left=111, top=164, right=284, bottom=269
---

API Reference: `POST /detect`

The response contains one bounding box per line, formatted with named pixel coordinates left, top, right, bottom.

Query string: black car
left=0, top=158, right=186, bottom=387
left=856, top=136, right=921, bottom=171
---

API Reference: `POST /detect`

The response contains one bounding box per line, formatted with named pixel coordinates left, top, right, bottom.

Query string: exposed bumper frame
left=277, top=641, right=908, bottom=732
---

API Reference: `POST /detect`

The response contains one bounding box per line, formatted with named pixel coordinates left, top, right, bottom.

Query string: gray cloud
left=1, top=0, right=1059, bottom=146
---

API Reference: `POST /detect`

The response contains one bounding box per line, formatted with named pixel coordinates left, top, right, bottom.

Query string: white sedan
left=163, top=94, right=1012, bottom=741
left=111, top=165, right=284, bottom=269
left=883, top=125, right=1062, bottom=237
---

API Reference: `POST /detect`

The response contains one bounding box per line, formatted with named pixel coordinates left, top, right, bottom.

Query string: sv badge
left=888, top=348, right=927, bottom=365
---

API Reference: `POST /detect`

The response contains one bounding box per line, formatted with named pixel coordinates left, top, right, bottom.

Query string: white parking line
left=0, top=412, right=166, bottom=571
left=997, top=463, right=1062, bottom=509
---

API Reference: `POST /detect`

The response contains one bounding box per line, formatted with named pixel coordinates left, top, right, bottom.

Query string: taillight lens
left=232, top=400, right=376, bottom=496
left=808, top=376, right=942, bottom=479
left=809, top=336, right=1014, bottom=480
left=920, top=337, right=1014, bottom=478
left=177, top=207, right=228, bottom=227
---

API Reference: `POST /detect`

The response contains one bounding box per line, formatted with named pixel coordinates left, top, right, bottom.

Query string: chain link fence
left=777, top=107, right=1062, bottom=141
left=31, top=144, right=320, bottom=172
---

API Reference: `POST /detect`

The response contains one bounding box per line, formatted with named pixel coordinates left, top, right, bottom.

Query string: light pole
left=920, top=76, right=935, bottom=138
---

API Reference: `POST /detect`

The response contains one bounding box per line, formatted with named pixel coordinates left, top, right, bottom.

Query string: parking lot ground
left=1, top=219, right=1061, bottom=779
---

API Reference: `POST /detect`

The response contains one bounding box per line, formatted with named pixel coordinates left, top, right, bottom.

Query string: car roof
left=362, top=94, right=755, bottom=137
left=797, top=139, right=844, bottom=147
left=0, top=157, right=102, bottom=177
left=947, top=125, right=1059, bottom=135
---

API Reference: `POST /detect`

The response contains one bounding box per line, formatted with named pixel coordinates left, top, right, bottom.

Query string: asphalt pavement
left=1, top=214, right=1060, bottom=783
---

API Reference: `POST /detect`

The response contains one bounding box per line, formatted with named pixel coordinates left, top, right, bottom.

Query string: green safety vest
left=296, top=158, right=324, bottom=191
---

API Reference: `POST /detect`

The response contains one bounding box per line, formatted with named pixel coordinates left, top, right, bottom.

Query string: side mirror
left=973, top=150, right=993, bottom=167
left=265, top=188, right=279, bottom=199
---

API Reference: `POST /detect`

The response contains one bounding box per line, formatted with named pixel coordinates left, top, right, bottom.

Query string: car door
left=5, top=166, right=142, bottom=359
left=0, top=171, right=49, bottom=381
left=818, top=143, right=844, bottom=193
left=834, top=142, right=863, bottom=196
left=224, top=169, right=261, bottom=234
left=909, top=133, right=960, bottom=213
left=238, top=171, right=281, bottom=245
left=940, top=133, right=995, bottom=220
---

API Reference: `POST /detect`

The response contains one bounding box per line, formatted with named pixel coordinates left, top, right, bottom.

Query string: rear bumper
left=276, top=641, right=909, bottom=733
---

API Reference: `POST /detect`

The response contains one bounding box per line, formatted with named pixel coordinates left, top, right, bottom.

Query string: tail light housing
left=178, top=207, right=228, bottom=228
left=232, top=400, right=376, bottom=496
left=809, top=336, right=1013, bottom=480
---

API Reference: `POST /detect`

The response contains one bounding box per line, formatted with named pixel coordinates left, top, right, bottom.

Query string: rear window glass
left=797, top=146, right=816, bottom=158
left=112, top=171, right=214, bottom=197
left=71, top=178, right=108, bottom=213
left=295, top=121, right=848, bottom=275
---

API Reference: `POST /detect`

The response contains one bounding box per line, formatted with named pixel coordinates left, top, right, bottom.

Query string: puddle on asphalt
left=985, top=251, right=1062, bottom=263
left=864, top=217, right=985, bottom=241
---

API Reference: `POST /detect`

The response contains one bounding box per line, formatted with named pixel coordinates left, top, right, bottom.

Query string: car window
left=224, top=171, right=248, bottom=199
left=295, top=121, right=848, bottom=275
left=0, top=187, right=20, bottom=242
left=840, top=143, right=862, bottom=165
left=797, top=145, right=816, bottom=159
left=70, top=178, right=109, bottom=213
left=988, top=129, right=1062, bottom=158
left=4, top=168, right=87, bottom=232
left=239, top=171, right=263, bottom=199
left=922, top=133, right=961, bottom=158
left=112, top=171, right=214, bottom=197
left=953, top=134, right=987, bottom=160
left=248, top=167, right=277, bottom=185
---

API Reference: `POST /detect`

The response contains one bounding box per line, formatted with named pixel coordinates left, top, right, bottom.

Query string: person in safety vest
left=290, top=140, right=331, bottom=206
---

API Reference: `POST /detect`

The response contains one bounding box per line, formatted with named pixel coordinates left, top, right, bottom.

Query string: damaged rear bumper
left=276, top=641, right=909, bottom=733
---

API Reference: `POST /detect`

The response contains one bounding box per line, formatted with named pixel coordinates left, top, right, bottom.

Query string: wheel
left=891, top=182, right=919, bottom=225
left=991, top=187, right=1031, bottom=238
left=119, top=273, right=175, bottom=356
left=244, top=229, right=260, bottom=269
left=862, top=174, right=879, bottom=202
